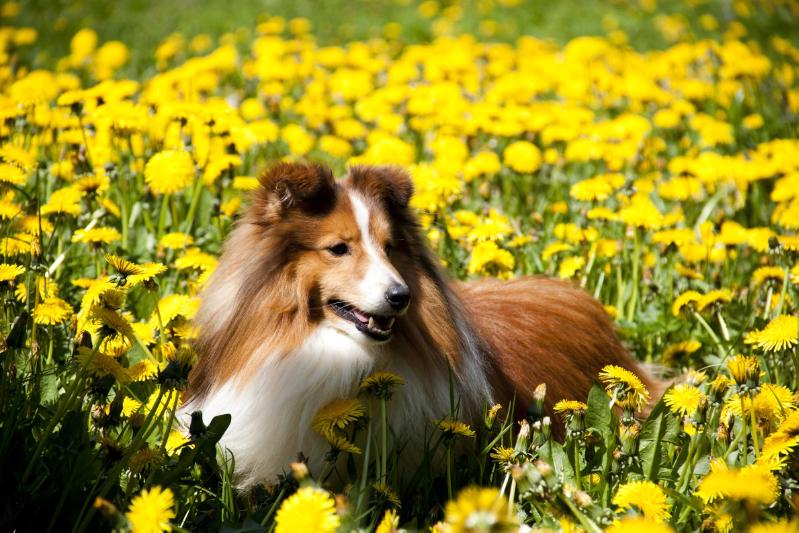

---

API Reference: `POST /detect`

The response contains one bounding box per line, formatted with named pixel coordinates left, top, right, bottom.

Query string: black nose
left=385, top=284, right=410, bottom=310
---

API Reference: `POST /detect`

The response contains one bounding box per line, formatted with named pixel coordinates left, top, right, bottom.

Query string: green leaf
left=40, top=372, right=59, bottom=406
left=640, top=397, right=680, bottom=481
left=585, top=384, right=612, bottom=440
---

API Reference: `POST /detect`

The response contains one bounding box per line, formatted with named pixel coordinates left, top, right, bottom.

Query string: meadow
left=1, top=0, right=799, bottom=531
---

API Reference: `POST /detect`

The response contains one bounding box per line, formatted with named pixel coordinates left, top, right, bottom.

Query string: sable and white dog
left=183, top=162, right=659, bottom=488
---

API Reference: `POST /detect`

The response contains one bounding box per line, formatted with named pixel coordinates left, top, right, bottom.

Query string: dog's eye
left=384, top=243, right=393, bottom=256
left=328, top=243, right=349, bottom=256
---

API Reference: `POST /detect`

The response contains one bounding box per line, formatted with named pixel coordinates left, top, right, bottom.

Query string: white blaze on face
left=349, top=191, right=403, bottom=314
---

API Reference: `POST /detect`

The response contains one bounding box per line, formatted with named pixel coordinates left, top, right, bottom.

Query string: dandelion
left=696, top=460, right=779, bottom=505
left=553, top=400, right=588, bottom=417
left=436, top=418, right=476, bottom=438
left=125, top=486, right=175, bottom=533
left=33, top=297, right=73, bottom=325
left=612, top=480, right=671, bottom=523
left=274, top=487, right=340, bottom=533
left=726, top=354, right=760, bottom=388
left=376, top=508, right=400, bottom=533
left=746, top=315, right=798, bottom=352
left=0, top=263, right=25, bottom=282
left=664, top=384, right=706, bottom=417
left=72, top=227, right=122, bottom=246
left=359, top=371, right=404, bottom=400
left=158, top=232, right=194, bottom=250
left=607, top=517, right=674, bottom=533
left=697, top=289, right=733, bottom=312
left=144, top=150, right=195, bottom=195
left=312, top=398, right=365, bottom=437
left=322, top=433, right=361, bottom=454
left=672, top=290, right=702, bottom=317
left=503, top=140, right=541, bottom=174
left=443, top=487, right=517, bottom=533
left=662, top=340, right=701, bottom=367
left=598, top=365, right=650, bottom=411
left=372, top=482, right=401, bottom=506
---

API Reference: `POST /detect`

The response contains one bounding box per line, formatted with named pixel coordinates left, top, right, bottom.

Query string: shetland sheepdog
left=183, top=162, right=661, bottom=489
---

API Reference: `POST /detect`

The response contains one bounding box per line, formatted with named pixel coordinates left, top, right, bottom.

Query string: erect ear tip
left=349, top=164, right=413, bottom=208
left=258, top=161, right=335, bottom=203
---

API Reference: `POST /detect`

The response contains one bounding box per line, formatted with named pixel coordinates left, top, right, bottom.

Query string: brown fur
left=188, top=161, right=663, bottom=434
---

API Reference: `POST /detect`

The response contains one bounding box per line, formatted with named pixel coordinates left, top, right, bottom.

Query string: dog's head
left=251, top=162, right=415, bottom=344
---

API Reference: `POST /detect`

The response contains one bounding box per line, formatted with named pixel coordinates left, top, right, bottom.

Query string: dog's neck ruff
left=182, top=317, right=491, bottom=489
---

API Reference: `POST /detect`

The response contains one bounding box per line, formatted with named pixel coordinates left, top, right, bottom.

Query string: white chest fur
left=181, top=322, right=457, bottom=489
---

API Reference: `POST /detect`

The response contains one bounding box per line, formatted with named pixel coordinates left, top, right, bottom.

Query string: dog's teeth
left=387, top=318, right=395, bottom=328
left=368, top=317, right=376, bottom=330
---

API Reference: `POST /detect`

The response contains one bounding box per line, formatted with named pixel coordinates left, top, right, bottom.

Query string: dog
left=182, top=162, right=661, bottom=489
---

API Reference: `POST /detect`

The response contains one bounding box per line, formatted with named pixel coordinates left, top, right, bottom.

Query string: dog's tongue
left=352, top=309, right=370, bottom=324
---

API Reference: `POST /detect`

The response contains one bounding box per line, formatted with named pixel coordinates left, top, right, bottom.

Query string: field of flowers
left=1, top=0, right=799, bottom=531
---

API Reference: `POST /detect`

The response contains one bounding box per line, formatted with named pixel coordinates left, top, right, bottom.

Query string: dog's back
left=457, top=276, right=664, bottom=427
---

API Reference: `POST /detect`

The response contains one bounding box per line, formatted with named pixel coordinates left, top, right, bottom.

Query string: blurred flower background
left=1, top=0, right=799, bottom=531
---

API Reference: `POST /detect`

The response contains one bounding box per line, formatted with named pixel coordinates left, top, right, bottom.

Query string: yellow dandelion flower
left=697, top=289, right=733, bottom=312
left=144, top=150, right=195, bottom=195
left=158, top=232, right=194, bottom=250
left=443, top=486, right=517, bottom=532
left=121, top=397, right=143, bottom=416
left=696, top=460, right=779, bottom=505
left=275, top=487, right=340, bottom=533
left=33, top=297, right=73, bottom=325
left=558, top=255, right=585, bottom=279
left=323, top=433, right=362, bottom=454
left=664, top=384, right=706, bottom=417
left=174, top=247, right=217, bottom=272
left=542, top=241, right=573, bottom=261
left=41, top=186, right=83, bottom=217
left=128, top=263, right=167, bottom=287
left=490, top=446, right=516, bottom=464
left=612, top=480, right=671, bottom=523
left=553, top=400, right=588, bottom=416
left=503, top=140, right=542, bottom=174
left=672, top=290, right=702, bottom=317
left=312, top=398, right=365, bottom=436
left=0, top=161, right=26, bottom=185
left=607, top=517, right=673, bottom=533
left=662, top=340, right=701, bottom=367
left=72, top=227, right=122, bottom=246
left=467, top=241, right=515, bottom=278
left=752, top=266, right=785, bottom=285
left=760, top=411, right=799, bottom=468
left=435, top=418, right=476, bottom=438
left=726, top=354, right=760, bottom=387
left=746, top=315, right=798, bottom=352
left=165, top=430, right=190, bottom=454
left=376, top=508, right=399, bottom=533
left=359, top=371, right=404, bottom=400
left=128, top=447, right=164, bottom=476
left=126, top=486, right=175, bottom=533
left=599, top=365, right=650, bottom=411
left=749, top=519, right=799, bottom=533
left=0, top=263, right=25, bottom=282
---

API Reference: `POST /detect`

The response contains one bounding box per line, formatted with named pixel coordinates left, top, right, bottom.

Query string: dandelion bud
left=93, top=497, right=118, bottom=519
left=572, top=489, right=593, bottom=508
left=527, top=383, right=546, bottom=422
left=290, top=461, right=309, bottom=481
left=534, top=460, right=553, bottom=478
left=485, top=403, right=502, bottom=429
left=727, top=354, right=760, bottom=392
left=515, top=419, right=530, bottom=451
left=541, top=416, right=552, bottom=440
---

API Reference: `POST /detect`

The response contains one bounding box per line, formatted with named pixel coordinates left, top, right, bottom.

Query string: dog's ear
left=256, top=161, right=336, bottom=216
left=348, top=165, right=413, bottom=210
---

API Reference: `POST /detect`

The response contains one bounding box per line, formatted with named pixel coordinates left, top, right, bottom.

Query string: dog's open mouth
left=327, top=300, right=396, bottom=341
